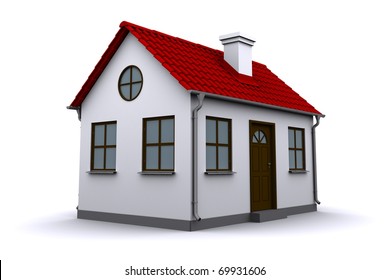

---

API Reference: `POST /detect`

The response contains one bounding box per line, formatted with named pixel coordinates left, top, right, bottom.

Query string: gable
left=69, top=21, right=322, bottom=116
left=79, top=32, right=191, bottom=121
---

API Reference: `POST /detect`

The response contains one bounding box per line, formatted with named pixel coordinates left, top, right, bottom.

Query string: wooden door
left=250, top=122, right=275, bottom=211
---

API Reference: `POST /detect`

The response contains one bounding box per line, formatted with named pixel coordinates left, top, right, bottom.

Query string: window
left=118, top=65, right=143, bottom=101
left=252, top=130, right=267, bottom=144
left=143, top=116, right=174, bottom=171
left=288, top=127, right=305, bottom=170
left=206, top=117, right=232, bottom=171
left=91, top=121, right=117, bottom=171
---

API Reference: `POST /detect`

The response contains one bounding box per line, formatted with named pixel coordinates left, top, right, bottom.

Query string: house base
left=77, top=204, right=317, bottom=231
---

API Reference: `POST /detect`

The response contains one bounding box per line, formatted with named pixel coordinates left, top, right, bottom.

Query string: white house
left=68, top=21, right=324, bottom=231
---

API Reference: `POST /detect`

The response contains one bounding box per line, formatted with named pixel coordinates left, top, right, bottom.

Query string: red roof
left=69, top=21, right=322, bottom=116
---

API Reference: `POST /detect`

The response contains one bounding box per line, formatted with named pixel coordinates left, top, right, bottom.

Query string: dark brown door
left=250, top=122, right=275, bottom=211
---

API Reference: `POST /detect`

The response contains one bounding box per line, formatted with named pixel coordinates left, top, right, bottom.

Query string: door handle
left=268, top=162, right=271, bottom=168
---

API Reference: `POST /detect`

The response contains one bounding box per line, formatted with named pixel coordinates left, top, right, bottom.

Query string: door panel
left=251, top=146, right=260, bottom=172
left=250, top=122, right=276, bottom=211
left=262, top=176, right=269, bottom=201
left=252, top=177, right=261, bottom=203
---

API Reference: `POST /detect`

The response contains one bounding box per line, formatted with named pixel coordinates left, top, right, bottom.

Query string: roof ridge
left=120, top=21, right=223, bottom=54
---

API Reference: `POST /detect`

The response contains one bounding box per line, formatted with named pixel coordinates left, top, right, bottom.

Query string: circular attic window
left=118, top=65, right=143, bottom=101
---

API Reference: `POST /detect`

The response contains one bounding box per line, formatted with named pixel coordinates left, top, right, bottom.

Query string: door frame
left=249, top=120, right=277, bottom=211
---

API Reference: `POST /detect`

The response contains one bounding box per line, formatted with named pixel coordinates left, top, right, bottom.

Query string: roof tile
left=70, top=21, right=322, bottom=116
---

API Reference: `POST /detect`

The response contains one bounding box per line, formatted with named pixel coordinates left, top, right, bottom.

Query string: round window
left=118, top=65, right=143, bottom=101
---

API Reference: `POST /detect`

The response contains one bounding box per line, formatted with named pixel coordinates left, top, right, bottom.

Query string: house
left=68, top=21, right=324, bottom=231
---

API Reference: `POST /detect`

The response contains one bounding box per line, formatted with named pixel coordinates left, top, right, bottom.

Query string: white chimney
left=219, top=32, right=256, bottom=76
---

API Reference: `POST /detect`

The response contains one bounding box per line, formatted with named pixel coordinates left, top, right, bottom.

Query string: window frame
left=142, top=116, right=175, bottom=172
left=288, top=127, right=306, bottom=171
left=90, top=121, right=117, bottom=171
left=118, top=65, right=143, bottom=101
left=206, top=116, right=232, bottom=172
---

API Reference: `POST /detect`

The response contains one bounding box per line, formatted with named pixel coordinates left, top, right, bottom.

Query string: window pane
left=146, top=146, right=159, bottom=169
left=288, top=129, right=295, bottom=148
left=106, top=124, right=116, bottom=145
left=252, top=131, right=259, bottom=143
left=296, top=130, right=303, bottom=149
left=120, top=67, right=131, bottom=84
left=132, top=67, right=142, bottom=82
left=296, top=150, right=303, bottom=169
left=131, top=83, right=142, bottom=99
left=146, top=120, right=159, bottom=144
left=289, top=150, right=295, bottom=169
left=120, top=85, right=131, bottom=100
left=94, top=125, right=105, bottom=146
left=260, top=131, right=267, bottom=144
left=206, top=146, right=216, bottom=170
left=93, top=148, right=104, bottom=169
left=206, top=119, right=216, bottom=143
left=161, top=145, right=174, bottom=170
left=218, top=146, right=229, bottom=170
left=218, top=121, right=229, bottom=144
left=161, top=118, right=174, bottom=143
left=105, top=148, right=116, bottom=169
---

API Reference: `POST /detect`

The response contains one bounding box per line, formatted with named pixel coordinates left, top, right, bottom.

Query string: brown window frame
left=118, top=65, right=143, bottom=101
left=142, top=116, right=175, bottom=172
left=206, top=116, right=232, bottom=172
left=90, top=121, right=117, bottom=171
left=288, top=127, right=306, bottom=170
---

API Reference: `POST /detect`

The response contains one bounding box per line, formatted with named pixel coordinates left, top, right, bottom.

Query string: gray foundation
left=78, top=204, right=317, bottom=231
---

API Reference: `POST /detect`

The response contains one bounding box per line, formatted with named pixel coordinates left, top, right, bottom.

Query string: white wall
left=77, top=32, right=317, bottom=222
left=195, top=97, right=315, bottom=219
left=78, top=33, right=193, bottom=220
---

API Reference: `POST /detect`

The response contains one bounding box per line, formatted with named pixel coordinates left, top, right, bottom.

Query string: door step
left=250, top=209, right=287, bottom=223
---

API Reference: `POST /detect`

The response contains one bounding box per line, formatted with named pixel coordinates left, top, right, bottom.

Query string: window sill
left=289, top=170, right=309, bottom=174
left=204, top=171, right=236, bottom=175
left=87, top=170, right=117, bottom=174
left=138, top=171, right=175, bottom=175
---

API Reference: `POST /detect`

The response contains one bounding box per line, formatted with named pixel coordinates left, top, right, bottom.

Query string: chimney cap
left=219, top=32, right=256, bottom=46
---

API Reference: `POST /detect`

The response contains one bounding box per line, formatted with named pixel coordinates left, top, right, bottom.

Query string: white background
left=1, top=0, right=389, bottom=279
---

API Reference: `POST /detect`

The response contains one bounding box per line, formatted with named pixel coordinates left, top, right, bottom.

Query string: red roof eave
left=188, top=89, right=323, bottom=117
left=69, top=27, right=129, bottom=107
